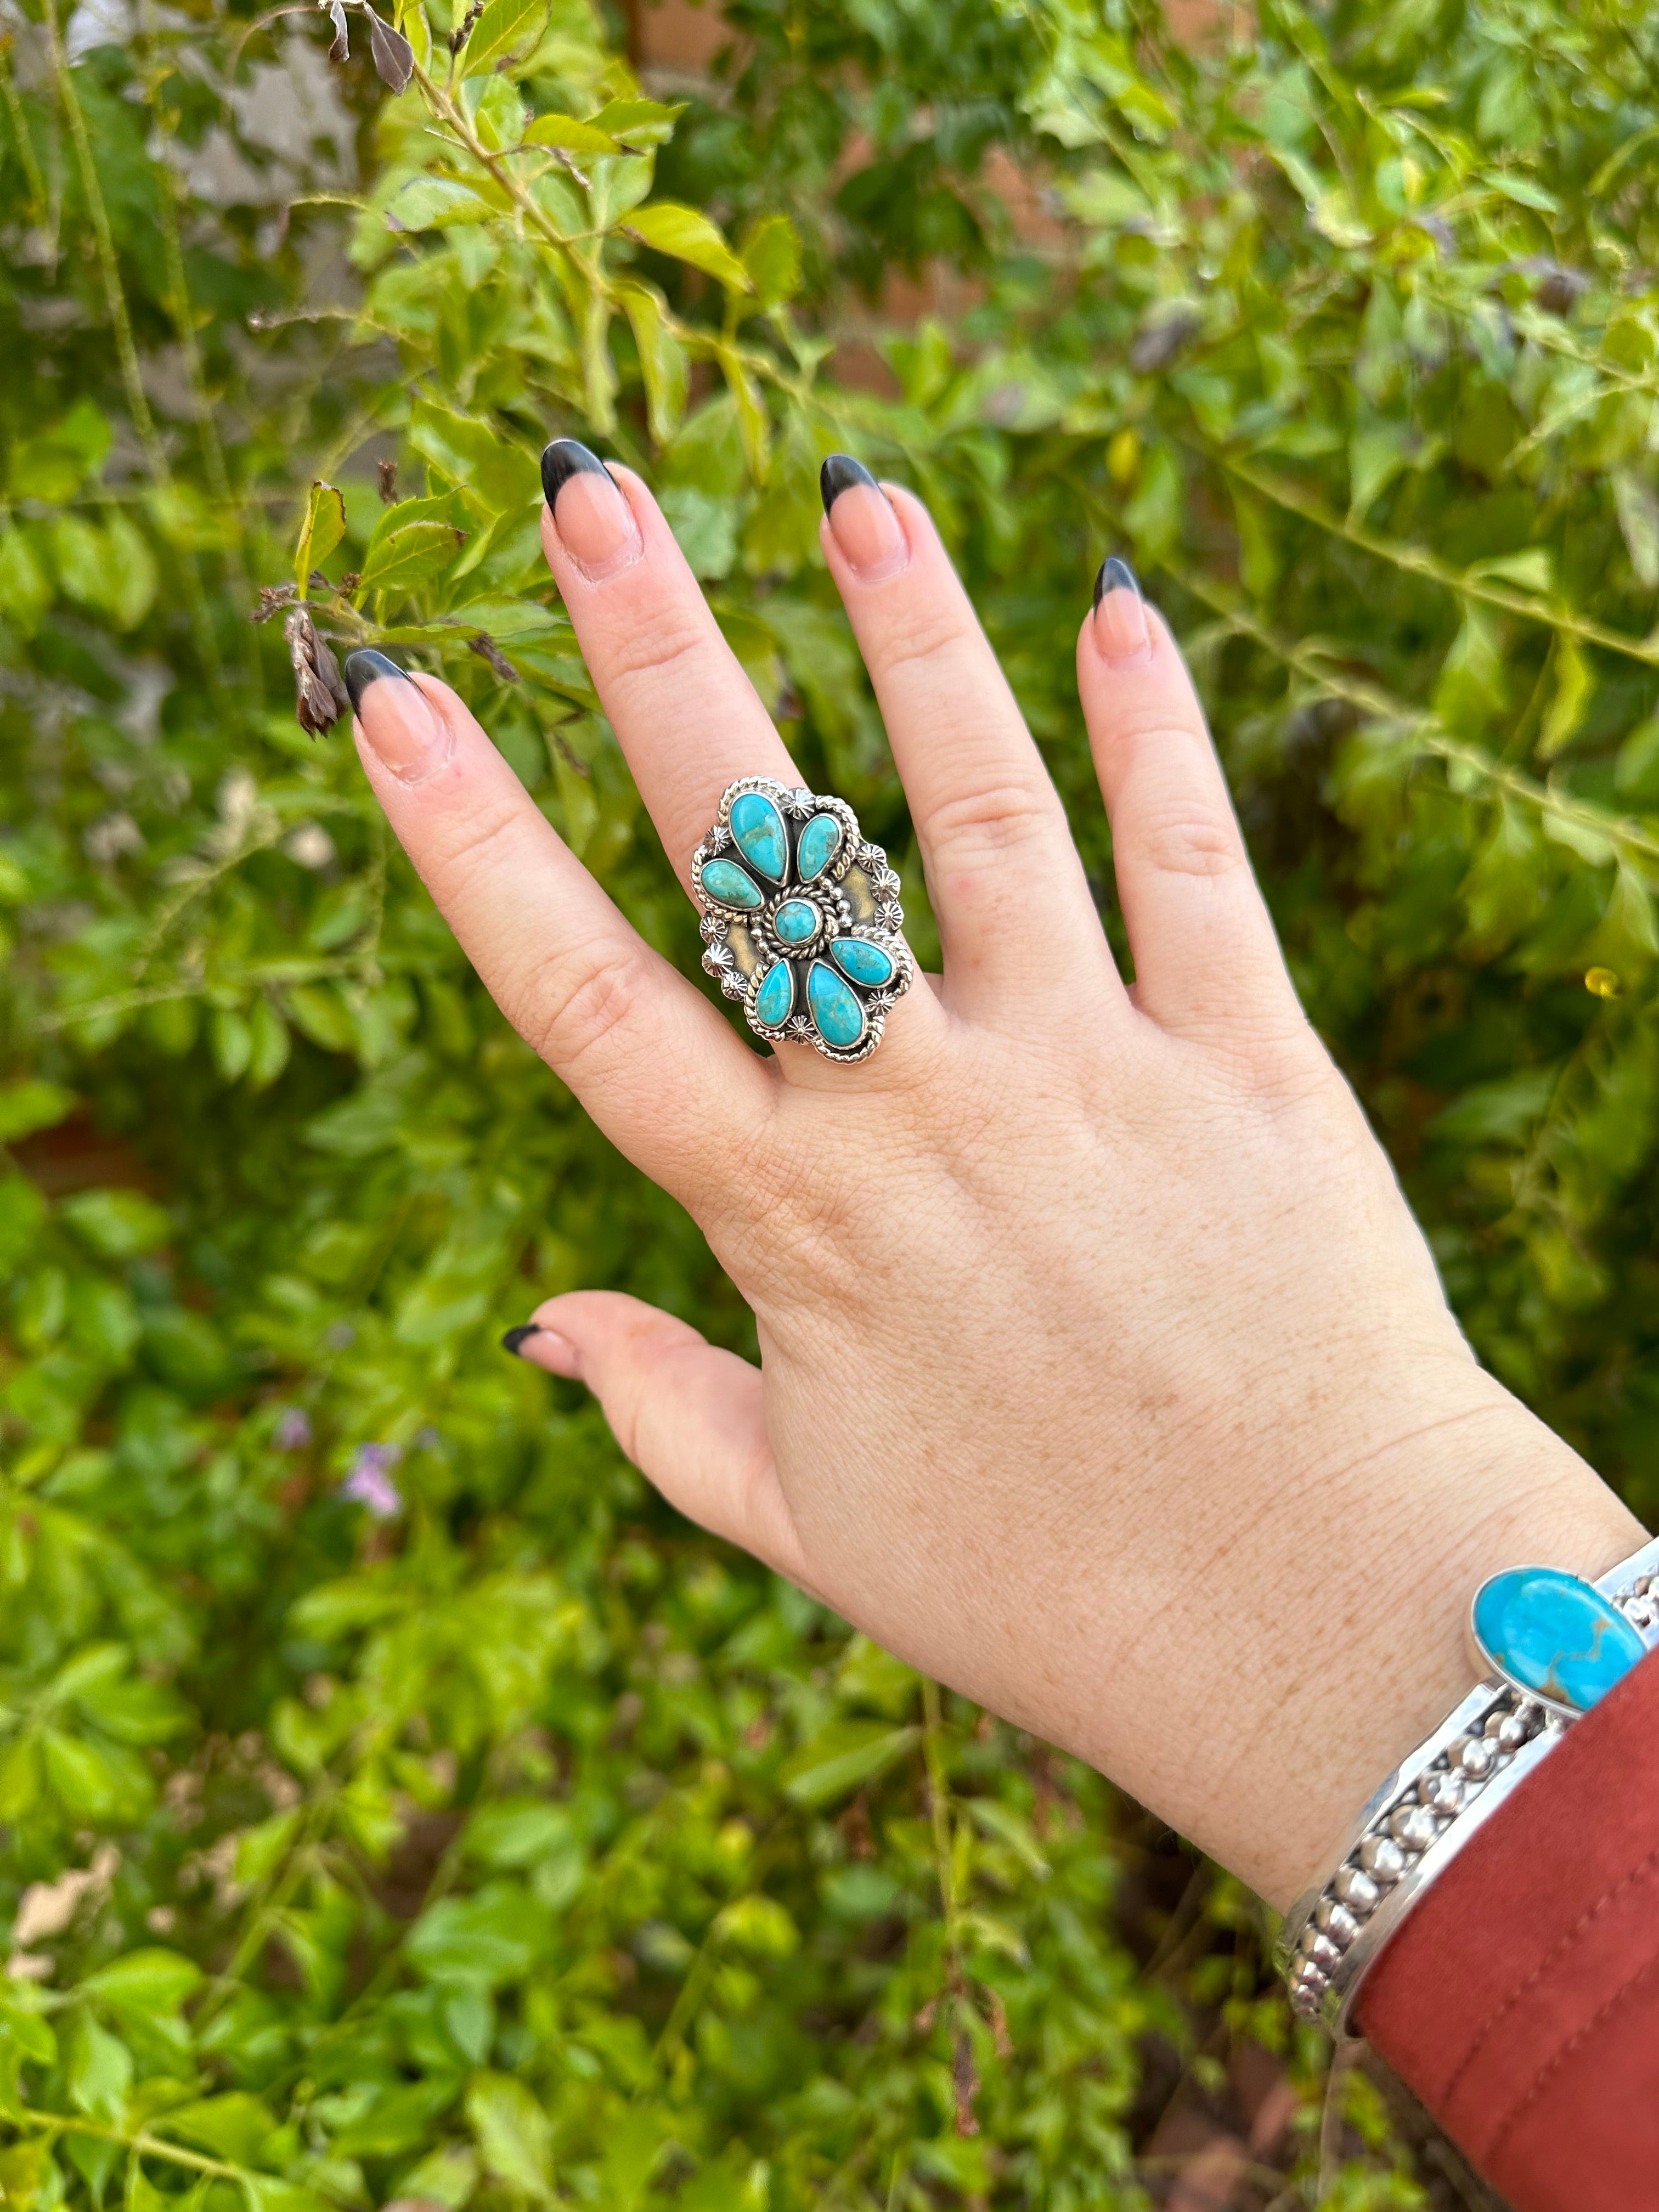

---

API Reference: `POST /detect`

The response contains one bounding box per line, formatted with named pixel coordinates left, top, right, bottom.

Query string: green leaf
left=1538, top=636, right=1593, bottom=760
left=465, top=2072, right=554, bottom=2201
left=459, top=0, right=545, bottom=77
left=523, top=111, right=622, bottom=156
left=740, top=212, right=803, bottom=307
left=356, top=519, right=465, bottom=600
left=617, top=282, right=687, bottom=445
left=588, top=96, right=684, bottom=149
left=0, top=1081, right=76, bottom=1144
left=779, top=1720, right=919, bottom=1808
left=293, top=482, right=347, bottom=597
left=626, top=202, right=753, bottom=292
left=60, top=1190, right=171, bottom=1260
left=80, top=1948, right=202, bottom=2012
left=388, top=177, right=498, bottom=233
left=156, top=2094, right=278, bottom=2165
left=65, top=2011, right=132, bottom=2123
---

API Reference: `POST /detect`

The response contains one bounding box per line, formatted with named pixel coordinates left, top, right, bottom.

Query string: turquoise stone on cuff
left=828, top=937, right=895, bottom=988
left=797, top=812, right=843, bottom=882
left=1472, top=1567, right=1646, bottom=1712
left=806, top=960, right=866, bottom=1051
left=774, top=898, right=819, bottom=944
left=701, top=858, right=763, bottom=910
left=730, top=791, right=788, bottom=882
left=754, top=958, right=795, bottom=1028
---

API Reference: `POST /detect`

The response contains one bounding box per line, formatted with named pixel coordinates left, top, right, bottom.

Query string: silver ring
left=692, top=777, right=913, bottom=1063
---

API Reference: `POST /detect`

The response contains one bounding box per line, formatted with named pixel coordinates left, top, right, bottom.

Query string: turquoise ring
left=692, top=777, right=913, bottom=1063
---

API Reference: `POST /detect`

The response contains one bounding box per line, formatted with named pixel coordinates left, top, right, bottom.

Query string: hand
left=344, top=448, right=1640, bottom=1908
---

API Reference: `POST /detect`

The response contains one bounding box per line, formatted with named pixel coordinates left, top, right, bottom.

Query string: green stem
left=7, top=2108, right=250, bottom=2186
left=41, top=0, right=225, bottom=695
left=1171, top=563, right=1659, bottom=877
left=1217, top=449, right=1659, bottom=673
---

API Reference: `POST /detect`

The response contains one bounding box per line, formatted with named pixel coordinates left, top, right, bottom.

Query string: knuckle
left=433, top=791, right=529, bottom=893
left=601, top=611, right=708, bottom=691
left=519, top=942, right=654, bottom=1075
left=924, top=777, right=1063, bottom=871
left=1132, top=803, right=1245, bottom=881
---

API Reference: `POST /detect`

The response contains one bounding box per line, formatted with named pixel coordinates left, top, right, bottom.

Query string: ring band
left=692, top=777, right=913, bottom=1063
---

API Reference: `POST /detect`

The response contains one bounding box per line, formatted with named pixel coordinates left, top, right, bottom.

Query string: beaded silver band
left=1275, top=1534, right=1659, bottom=2038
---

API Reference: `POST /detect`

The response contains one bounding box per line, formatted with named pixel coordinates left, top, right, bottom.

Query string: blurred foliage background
left=2, top=0, right=1657, bottom=2198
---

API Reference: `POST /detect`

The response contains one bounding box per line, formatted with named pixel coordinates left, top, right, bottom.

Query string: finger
left=1076, top=562, right=1302, bottom=1042
left=345, top=651, right=771, bottom=1199
left=539, top=440, right=797, bottom=876
left=504, top=1291, right=812, bottom=1587
left=818, top=458, right=1115, bottom=1019
left=540, top=442, right=949, bottom=1088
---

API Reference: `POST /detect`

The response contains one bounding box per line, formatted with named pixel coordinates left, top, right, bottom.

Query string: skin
left=348, top=459, right=1643, bottom=1910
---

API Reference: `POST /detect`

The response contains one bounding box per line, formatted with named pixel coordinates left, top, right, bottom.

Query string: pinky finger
left=505, top=1291, right=811, bottom=1588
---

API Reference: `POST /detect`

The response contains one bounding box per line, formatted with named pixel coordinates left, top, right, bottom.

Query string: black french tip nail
left=501, top=1323, right=544, bottom=1357
left=1092, top=555, right=1141, bottom=611
left=820, top=453, right=879, bottom=516
left=541, top=438, right=610, bottom=511
left=342, top=648, right=409, bottom=715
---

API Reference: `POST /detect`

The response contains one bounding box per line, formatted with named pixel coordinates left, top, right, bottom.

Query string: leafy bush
left=3, top=0, right=1657, bottom=2199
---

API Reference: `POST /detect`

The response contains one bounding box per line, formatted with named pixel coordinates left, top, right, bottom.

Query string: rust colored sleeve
left=1357, top=1650, right=1659, bottom=2209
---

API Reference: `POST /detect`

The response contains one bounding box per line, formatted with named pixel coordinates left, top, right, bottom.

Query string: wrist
left=1237, top=1379, right=1643, bottom=1909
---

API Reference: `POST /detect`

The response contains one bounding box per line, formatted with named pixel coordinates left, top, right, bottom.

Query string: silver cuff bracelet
left=1274, top=1533, right=1659, bottom=2038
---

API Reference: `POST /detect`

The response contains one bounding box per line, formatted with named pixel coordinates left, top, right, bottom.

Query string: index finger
left=345, top=652, right=774, bottom=1201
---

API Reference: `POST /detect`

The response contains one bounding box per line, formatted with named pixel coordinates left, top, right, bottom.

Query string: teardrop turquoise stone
left=807, top=960, right=866, bottom=1050
left=1472, top=1567, right=1646, bottom=1712
left=774, top=899, right=818, bottom=944
left=702, top=858, right=762, bottom=910
left=829, top=938, right=895, bottom=988
left=754, top=959, right=795, bottom=1028
left=730, top=792, right=788, bottom=883
left=797, top=812, right=843, bottom=882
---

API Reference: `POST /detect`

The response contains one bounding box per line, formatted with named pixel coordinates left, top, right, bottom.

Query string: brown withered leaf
left=377, top=458, right=398, bottom=505
left=367, top=9, right=414, bottom=92
left=321, top=0, right=349, bottom=62
left=468, top=632, right=520, bottom=683
left=285, top=608, right=351, bottom=736
left=250, top=583, right=298, bottom=625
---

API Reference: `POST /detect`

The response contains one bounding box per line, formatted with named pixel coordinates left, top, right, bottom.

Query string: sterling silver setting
left=1275, top=1534, right=1659, bottom=2039
left=691, top=776, right=912, bottom=1064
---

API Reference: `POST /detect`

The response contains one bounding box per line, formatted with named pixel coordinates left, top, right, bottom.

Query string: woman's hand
left=345, top=449, right=1640, bottom=1908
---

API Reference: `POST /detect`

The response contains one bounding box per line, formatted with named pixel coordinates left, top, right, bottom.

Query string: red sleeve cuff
left=1357, top=1645, right=1659, bottom=2210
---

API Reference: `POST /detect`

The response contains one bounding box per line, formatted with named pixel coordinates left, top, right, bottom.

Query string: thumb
left=504, top=1291, right=810, bottom=1587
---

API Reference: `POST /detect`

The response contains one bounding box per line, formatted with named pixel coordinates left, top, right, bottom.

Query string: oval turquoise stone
left=701, top=857, right=762, bottom=910
left=754, top=958, right=795, bottom=1028
left=807, top=960, right=866, bottom=1051
left=797, top=812, right=843, bottom=882
left=730, top=792, right=788, bottom=882
left=829, top=937, right=895, bottom=988
left=774, top=899, right=819, bottom=944
left=1472, top=1567, right=1646, bottom=1712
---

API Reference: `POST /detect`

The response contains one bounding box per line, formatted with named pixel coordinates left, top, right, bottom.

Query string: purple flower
left=273, top=1407, right=312, bottom=1452
left=341, top=1442, right=403, bottom=1519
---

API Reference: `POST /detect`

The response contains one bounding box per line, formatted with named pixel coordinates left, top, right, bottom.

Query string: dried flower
left=284, top=607, right=350, bottom=736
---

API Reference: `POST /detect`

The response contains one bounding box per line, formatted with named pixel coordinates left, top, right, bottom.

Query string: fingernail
left=820, top=453, right=907, bottom=580
left=541, top=438, right=641, bottom=580
left=501, top=1322, right=583, bottom=1379
left=343, top=651, right=451, bottom=781
left=1092, top=557, right=1152, bottom=667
